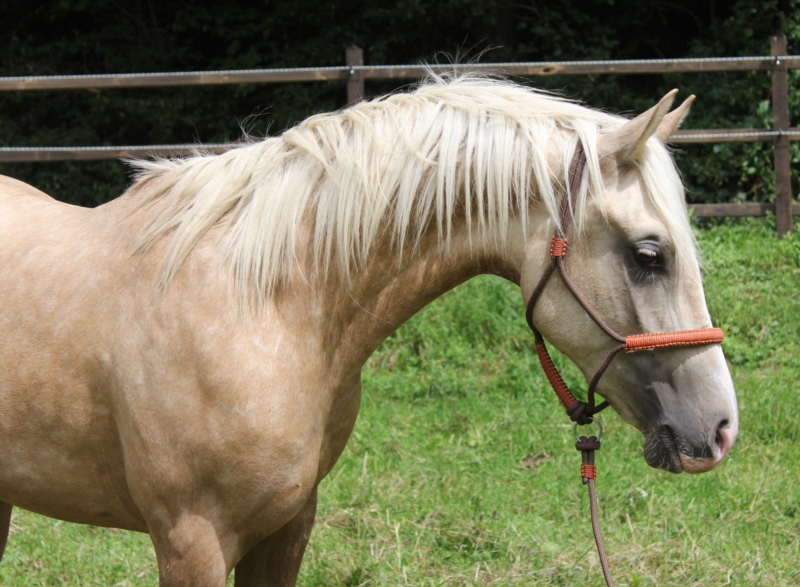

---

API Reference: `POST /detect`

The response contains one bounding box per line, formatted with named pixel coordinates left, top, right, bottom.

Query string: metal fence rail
left=2, top=128, right=800, bottom=163
left=0, top=36, right=796, bottom=234
left=0, top=144, right=234, bottom=162
left=1, top=56, right=799, bottom=91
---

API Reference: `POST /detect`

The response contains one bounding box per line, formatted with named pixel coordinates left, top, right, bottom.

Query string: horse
left=0, top=73, right=738, bottom=586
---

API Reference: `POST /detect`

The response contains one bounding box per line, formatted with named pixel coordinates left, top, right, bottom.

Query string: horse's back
left=0, top=174, right=55, bottom=202
left=0, top=174, right=93, bottom=237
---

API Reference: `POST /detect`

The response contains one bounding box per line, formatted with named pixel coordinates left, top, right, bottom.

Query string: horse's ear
left=597, top=89, right=678, bottom=161
left=654, top=94, right=695, bottom=142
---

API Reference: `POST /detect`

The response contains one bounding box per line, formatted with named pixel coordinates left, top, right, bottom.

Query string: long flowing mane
left=130, top=72, right=695, bottom=301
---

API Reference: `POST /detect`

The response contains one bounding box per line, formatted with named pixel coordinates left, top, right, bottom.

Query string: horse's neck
left=315, top=214, right=538, bottom=380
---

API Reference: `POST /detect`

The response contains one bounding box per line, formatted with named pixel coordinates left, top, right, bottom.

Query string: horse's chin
left=642, top=427, right=684, bottom=474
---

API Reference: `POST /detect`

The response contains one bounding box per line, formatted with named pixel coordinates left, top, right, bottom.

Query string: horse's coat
left=0, top=74, right=737, bottom=586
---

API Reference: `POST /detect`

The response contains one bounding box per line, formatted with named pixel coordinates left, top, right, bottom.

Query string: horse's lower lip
left=643, top=427, right=683, bottom=474
left=678, top=426, right=733, bottom=474
left=679, top=453, right=719, bottom=473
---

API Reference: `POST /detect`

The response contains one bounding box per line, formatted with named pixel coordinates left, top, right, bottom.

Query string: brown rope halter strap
left=525, top=141, right=724, bottom=587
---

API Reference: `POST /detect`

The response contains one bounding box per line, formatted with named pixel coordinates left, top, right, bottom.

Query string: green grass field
left=2, top=220, right=799, bottom=586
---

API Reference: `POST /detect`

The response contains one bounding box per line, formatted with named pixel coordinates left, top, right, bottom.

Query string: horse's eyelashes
left=634, top=244, right=662, bottom=267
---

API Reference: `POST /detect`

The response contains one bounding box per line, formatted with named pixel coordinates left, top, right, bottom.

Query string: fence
left=1, top=35, right=797, bottom=236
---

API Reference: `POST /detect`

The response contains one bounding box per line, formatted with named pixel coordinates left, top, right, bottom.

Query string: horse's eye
left=635, top=245, right=660, bottom=266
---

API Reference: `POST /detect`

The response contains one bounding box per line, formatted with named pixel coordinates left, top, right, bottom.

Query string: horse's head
left=525, top=91, right=738, bottom=474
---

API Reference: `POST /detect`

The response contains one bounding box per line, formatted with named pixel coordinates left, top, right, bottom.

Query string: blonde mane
left=130, top=73, right=696, bottom=302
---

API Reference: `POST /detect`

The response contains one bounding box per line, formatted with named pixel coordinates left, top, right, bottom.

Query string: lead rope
left=576, top=432, right=614, bottom=587
left=526, top=142, right=723, bottom=587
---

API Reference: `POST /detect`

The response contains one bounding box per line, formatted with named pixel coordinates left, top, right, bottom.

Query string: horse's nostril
left=715, top=420, right=733, bottom=458
left=714, top=420, right=728, bottom=446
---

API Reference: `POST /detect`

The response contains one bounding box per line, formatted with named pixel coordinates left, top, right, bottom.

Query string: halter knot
left=566, top=401, right=593, bottom=425
left=575, top=436, right=601, bottom=452
left=576, top=435, right=600, bottom=485
left=550, top=236, right=568, bottom=257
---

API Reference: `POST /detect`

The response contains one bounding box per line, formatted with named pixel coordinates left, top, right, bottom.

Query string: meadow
left=2, top=219, right=798, bottom=586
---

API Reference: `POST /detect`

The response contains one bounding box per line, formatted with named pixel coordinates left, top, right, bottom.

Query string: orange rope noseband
left=625, top=328, right=724, bottom=351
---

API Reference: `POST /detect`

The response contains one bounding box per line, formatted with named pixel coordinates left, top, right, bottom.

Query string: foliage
left=2, top=220, right=799, bottom=586
left=0, top=0, right=798, bottom=206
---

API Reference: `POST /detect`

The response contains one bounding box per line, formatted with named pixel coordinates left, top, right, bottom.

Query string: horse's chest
left=317, top=375, right=363, bottom=481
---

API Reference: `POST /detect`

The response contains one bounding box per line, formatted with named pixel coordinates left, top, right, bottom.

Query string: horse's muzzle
left=643, top=422, right=734, bottom=474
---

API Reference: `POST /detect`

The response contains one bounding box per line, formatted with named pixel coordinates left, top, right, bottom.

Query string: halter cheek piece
left=525, top=142, right=724, bottom=587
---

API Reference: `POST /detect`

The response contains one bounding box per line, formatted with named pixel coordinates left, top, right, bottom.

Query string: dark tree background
left=0, top=0, right=797, bottom=207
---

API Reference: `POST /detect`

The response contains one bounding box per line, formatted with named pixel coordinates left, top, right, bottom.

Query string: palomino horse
left=0, top=74, right=737, bottom=586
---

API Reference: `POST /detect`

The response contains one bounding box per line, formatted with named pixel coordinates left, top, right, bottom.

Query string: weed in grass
left=1, top=219, right=799, bottom=586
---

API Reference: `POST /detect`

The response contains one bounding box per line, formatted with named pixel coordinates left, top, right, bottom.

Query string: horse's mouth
left=643, top=425, right=683, bottom=474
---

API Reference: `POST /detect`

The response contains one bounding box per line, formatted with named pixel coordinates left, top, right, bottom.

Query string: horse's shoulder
left=0, top=175, right=55, bottom=202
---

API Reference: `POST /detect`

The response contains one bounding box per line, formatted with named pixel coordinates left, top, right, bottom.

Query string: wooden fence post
left=771, top=34, right=793, bottom=237
left=346, top=45, right=364, bottom=105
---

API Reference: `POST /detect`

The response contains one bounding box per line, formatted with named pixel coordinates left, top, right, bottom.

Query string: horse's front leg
left=0, top=500, right=12, bottom=562
left=234, top=486, right=318, bottom=587
left=149, top=513, right=230, bottom=587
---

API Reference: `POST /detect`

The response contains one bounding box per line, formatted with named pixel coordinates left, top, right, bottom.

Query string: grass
left=2, top=219, right=800, bottom=586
